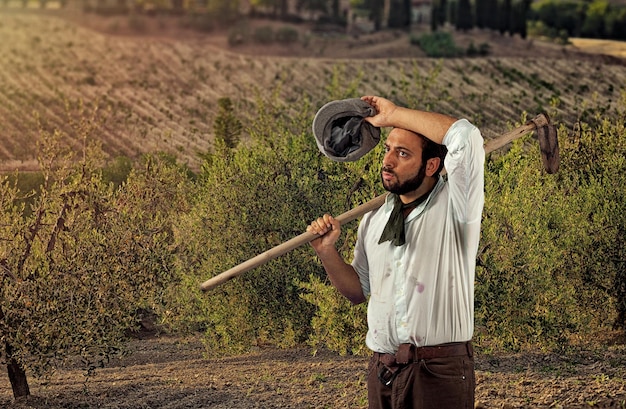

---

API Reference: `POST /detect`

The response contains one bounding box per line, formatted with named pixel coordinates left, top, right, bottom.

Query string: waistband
left=374, top=341, right=473, bottom=367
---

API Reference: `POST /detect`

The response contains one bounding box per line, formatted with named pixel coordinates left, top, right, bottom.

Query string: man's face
left=381, top=128, right=427, bottom=196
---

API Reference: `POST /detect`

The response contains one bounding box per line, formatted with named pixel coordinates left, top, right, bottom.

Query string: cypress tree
left=389, top=0, right=411, bottom=28
left=456, top=0, right=474, bottom=31
left=511, top=0, right=531, bottom=39
left=439, top=0, right=448, bottom=26
left=431, top=3, right=440, bottom=31
left=475, top=0, right=488, bottom=28
left=369, top=0, right=384, bottom=30
left=485, top=0, right=499, bottom=30
left=498, top=0, right=512, bottom=35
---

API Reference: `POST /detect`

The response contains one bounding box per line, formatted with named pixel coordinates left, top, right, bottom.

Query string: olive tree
left=0, top=102, right=190, bottom=399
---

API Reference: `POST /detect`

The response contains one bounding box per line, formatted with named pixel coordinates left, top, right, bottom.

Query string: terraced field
left=1, top=10, right=625, bottom=172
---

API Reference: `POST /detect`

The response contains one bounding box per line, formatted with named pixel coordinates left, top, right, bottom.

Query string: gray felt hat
left=312, top=98, right=381, bottom=162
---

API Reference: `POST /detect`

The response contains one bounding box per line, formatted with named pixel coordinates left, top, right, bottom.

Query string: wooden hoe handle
left=200, top=113, right=553, bottom=292
left=199, top=194, right=387, bottom=291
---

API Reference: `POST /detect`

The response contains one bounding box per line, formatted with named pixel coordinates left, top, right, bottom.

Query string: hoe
left=200, top=113, right=559, bottom=292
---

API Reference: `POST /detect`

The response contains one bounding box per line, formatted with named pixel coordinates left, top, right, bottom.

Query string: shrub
left=127, top=12, right=147, bottom=32
left=275, top=26, right=299, bottom=44
left=466, top=41, right=491, bottom=56
left=253, top=26, right=274, bottom=44
left=527, top=20, right=569, bottom=43
left=102, top=155, right=133, bottom=187
left=182, top=12, right=215, bottom=33
left=476, top=99, right=626, bottom=350
left=170, top=85, right=382, bottom=353
left=299, top=275, right=368, bottom=356
left=0, top=123, right=191, bottom=398
left=411, top=31, right=463, bottom=57
left=228, top=25, right=249, bottom=46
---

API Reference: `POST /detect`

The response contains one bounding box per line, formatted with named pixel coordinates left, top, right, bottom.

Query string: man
left=306, top=95, right=485, bottom=409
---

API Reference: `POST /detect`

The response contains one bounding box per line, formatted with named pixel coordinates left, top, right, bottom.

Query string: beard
left=381, top=163, right=427, bottom=195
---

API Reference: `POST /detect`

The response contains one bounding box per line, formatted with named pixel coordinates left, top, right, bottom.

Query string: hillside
left=1, top=9, right=626, bottom=172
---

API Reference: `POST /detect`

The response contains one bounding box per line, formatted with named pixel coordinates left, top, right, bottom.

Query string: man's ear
left=425, top=157, right=441, bottom=177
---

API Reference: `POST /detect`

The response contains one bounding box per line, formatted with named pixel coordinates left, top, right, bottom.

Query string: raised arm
left=361, top=95, right=457, bottom=144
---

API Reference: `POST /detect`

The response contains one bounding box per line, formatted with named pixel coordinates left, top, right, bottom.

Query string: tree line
left=433, top=0, right=626, bottom=41
left=11, top=0, right=626, bottom=40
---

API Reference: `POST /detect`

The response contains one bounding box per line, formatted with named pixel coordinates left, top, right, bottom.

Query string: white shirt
left=351, top=119, right=485, bottom=353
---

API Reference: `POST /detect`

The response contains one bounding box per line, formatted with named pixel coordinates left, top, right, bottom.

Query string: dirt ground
left=1, top=333, right=626, bottom=409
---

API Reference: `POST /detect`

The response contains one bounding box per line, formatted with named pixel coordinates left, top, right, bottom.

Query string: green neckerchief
left=378, top=190, right=432, bottom=246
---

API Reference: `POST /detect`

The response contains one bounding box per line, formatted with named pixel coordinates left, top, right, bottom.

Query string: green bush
left=299, top=275, right=368, bottom=356
left=411, top=31, right=463, bottom=57
left=253, top=26, right=274, bottom=44
left=181, top=12, right=215, bottom=33
left=275, top=26, right=299, bottom=44
left=228, top=25, right=249, bottom=46
left=530, top=0, right=626, bottom=40
left=529, top=0, right=582, bottom=37
left=102, top=155, right=133, bottom=187
left=170, top=84, right=384, bottom=353
left=476, top=100, right=626, bottom=351
left=0, top=101, right=194, bottom=396
left=466, top=41, right=491, bottom=56
left=527, top=20, right=569, bottom=43
left=127, top=12, right=147, bottom=32
left=172, top=95, right=318, bottom=351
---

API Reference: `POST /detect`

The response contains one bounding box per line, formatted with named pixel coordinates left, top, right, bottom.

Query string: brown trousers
left=367, top=350, right=475, bottom=409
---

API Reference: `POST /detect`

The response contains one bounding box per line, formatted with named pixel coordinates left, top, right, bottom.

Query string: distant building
left=412, top=0, right=431, bottom=25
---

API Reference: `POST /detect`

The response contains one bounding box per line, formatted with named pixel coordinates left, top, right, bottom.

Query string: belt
left=374, top=341, right=473, bottom=367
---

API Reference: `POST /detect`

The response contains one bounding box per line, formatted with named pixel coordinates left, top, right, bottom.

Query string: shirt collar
left=383, top=176, right=444, bottom=221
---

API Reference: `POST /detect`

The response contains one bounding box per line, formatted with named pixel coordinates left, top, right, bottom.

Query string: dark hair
left=421, top=136, right=447, bottom=175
